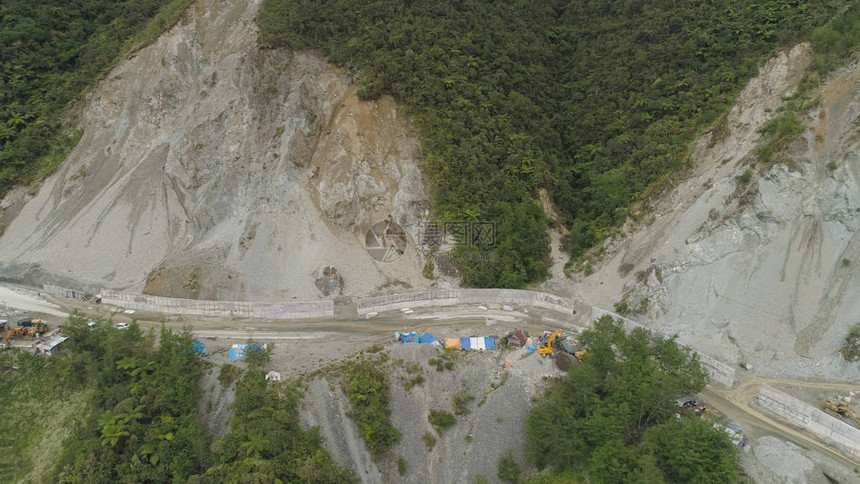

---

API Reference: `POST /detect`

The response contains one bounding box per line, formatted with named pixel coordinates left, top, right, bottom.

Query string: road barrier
left=99, top=289, right=333, bottom=319
left=758, top=385, right=860, bottom=460
left=355, top=289, right=575, bottom=316
left=43, top=284, right=333, bottom=319
left=42, top=284, right=90, bottom=301
left=42, top=283, right=732, bottom=384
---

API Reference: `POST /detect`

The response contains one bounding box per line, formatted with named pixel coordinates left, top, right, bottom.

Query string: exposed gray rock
left=0, top=0, right=435, bottom=301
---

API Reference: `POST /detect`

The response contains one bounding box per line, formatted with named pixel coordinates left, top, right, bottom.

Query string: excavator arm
left=825, top=400, right=860, bottom=426
left=538, top=329, right=564, bottom=355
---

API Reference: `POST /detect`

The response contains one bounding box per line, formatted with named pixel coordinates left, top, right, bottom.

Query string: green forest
left=0, top=0, right=192, bottom=195
left=0, top=315, right=356, bottom=483
left=1, top=314, right=740, bottom=482
left=258, top=0, right=858, bottom=287
left=526, top=316, right=738, bottom=483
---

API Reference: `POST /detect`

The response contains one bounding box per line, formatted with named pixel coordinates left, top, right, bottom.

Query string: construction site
left=1, top=281, right=858, bottom=482
left=1, top=0, right=860, bottom=480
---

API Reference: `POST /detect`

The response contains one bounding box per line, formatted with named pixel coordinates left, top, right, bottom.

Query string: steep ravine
left=0, top=0, right=435, bottom=301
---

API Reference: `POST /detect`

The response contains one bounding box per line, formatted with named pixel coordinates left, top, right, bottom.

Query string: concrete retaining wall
left=42, top=284, right=90, bottom=301
left=590, top=306, right=736, bottom=387
left=96, top=289, right=333, bottom=319
left=355, top=289, right=575, bottom=316
left=38, top=283, right=733, bottom=384
left=758, top=385, right=860, bottom=460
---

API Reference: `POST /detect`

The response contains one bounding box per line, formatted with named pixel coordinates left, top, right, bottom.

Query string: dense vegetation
left=526, top=316, right=740, bottom=483
left=0, top=0, right=192, bottom=196
left=258, top=0, right=852, bottom=287
left=0, top=316, right=210, bottom=482
left=0, top=315, right=353, bottom=483
left=194, top=355, right=358, bottom=483
left=338, top=356, right=402, bottom=460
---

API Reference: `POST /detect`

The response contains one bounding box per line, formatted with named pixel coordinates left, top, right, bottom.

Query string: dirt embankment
left=0, top=0, right=437, bottom=301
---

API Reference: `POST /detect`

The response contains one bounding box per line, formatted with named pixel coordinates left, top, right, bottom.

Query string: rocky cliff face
left=577, top=44, right=860, bottom=381
left=0, top=0, right=434, bottom=301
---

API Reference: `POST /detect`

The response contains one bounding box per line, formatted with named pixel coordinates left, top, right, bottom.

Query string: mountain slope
left=0, top=0, right=432, bottom=300
left=576, top=43, right=860, bottom=381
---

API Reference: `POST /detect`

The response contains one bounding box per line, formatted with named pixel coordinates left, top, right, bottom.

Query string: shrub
left=429, top=410, right=456, bottom=435
left=423, top=431, right=437, bottom=451
left=498, top=450, right=522, bottom=484
left=218, top=363, right=240, bottom=387
left=453, top=389, right=476, bottom=416
left=841, top=324, right=860, bottom=362
left=403, top=374, right=425, bottom=391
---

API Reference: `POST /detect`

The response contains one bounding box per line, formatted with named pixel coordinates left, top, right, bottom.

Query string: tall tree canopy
left=257, top=0, right=853, bottom=287
left=0, top=0, right=192, bottom=195
left=525, top=316, right=739, bottom=483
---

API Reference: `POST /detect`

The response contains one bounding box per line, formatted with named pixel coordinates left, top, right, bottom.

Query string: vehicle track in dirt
left=705, top=375, right=860, bottom=469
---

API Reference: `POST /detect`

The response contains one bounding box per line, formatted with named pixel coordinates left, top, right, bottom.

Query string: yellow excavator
left=537, top=329, right=564, bottom=355
left=537, top=329, right=587, bottom=360
left=4, top=321, right=47, bottom=348
left=824, top=400, right=860, bottom=426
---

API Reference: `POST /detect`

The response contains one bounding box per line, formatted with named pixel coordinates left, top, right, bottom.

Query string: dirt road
left=0, top=286, right=68, bottom=318
left=704, top=376, right=860, bottom=469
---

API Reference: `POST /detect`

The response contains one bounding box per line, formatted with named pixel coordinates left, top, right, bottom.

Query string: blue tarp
left=484, top=337, right=496, bottom=349
left=228, top=344, right=262, bottom=359
left=398, top=331, right=420, bottom=343
left=192, top=339, right=206, bottom=355
left=419, top=333, right=438, bottom=344
left=460, top=337, right=471, bottom=350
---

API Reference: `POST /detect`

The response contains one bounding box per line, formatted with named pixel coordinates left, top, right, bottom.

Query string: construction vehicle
left=4, top=320, right=48, bottom=348
left=538, top=329, right=588, bottom=360
left=17, top=318, right=46, bottom=328
left=824, top=400, right=860, bottom=426
left=537, top=329, right=564, bottom=355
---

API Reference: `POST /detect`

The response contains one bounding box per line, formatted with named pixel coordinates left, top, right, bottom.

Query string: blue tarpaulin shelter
left=397, top=331, right=420, bottom=343
left=459, top=336, right=495, bottom=350
left=192, top=339, right=206, bottom=355
left=228, top=344, right=263, bottom=359
left=419, top=332, right=439, bottom=344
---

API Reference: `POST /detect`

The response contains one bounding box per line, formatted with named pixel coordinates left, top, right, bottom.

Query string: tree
left=526, top=317, right=737, bottom=482
left=498, top=450, right=522, bottom=484
left=642, top=418, right=740, bottom=484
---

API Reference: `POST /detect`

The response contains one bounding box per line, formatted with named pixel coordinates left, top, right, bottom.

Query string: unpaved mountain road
left=0, top=286, right=68, bottom=319
left=704, top=376, right=860, bottom=469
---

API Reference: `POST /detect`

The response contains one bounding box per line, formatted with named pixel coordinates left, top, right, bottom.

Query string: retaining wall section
left=758, top=385, right=860, bottom=460
left=355, top=289, right=575, bottom=316
left=42, top=284, right=90, bottom=301
left=40, top=283, right=733, bottom=384
left=98, top=289, right=333, bottom=319
left=590, top=306, right=736, bottom=387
